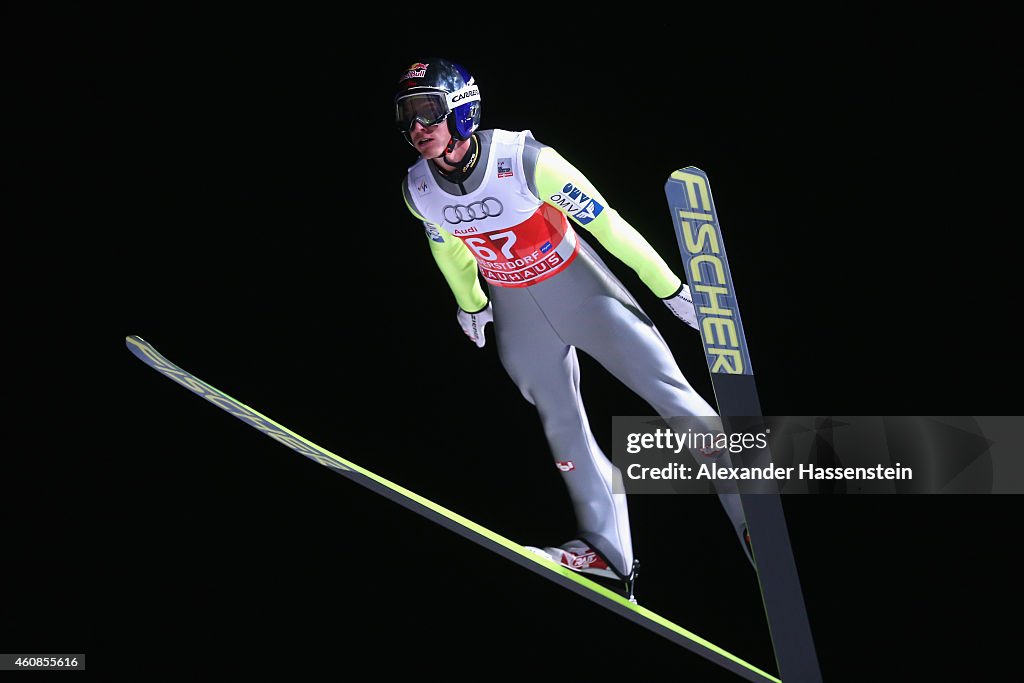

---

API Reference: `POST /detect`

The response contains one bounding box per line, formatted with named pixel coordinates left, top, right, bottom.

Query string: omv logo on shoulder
left=549, top=182, right=604, bottom=225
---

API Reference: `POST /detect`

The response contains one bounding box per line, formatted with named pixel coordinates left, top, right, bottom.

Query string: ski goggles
left=395, top=84, right=480, bottom=133
left=395, top=92, right=449, bottom=132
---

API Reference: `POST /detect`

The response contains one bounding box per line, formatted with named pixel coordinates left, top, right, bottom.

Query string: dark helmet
left=394, top=58, right=481, bottom=146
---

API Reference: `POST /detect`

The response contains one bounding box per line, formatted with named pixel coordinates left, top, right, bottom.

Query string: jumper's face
left=409, top=119, right=449, bottom=159
left=397, top=89, right=452, bottom=158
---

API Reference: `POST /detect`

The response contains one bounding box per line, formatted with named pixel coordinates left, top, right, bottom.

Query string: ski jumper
left=402, top=129, right=747, bottom=575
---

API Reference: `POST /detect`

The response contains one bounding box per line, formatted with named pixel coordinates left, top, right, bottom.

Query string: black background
left=7, top=6, right=1018, bottom=681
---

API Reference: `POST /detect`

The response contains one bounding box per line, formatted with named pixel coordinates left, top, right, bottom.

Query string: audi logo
left=442, top=197, right=503, bottom=224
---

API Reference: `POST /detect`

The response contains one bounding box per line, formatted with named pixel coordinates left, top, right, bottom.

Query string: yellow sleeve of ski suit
left=534, top=146, right=683, bottom=299
left=402, top=182, right=489, bottom=313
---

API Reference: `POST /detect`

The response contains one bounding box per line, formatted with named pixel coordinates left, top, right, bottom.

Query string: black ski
left=665, top=167, right=823, bottom=682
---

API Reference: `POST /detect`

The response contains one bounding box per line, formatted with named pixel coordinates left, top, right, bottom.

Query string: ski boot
left=525, top=539, right=640, bottom=604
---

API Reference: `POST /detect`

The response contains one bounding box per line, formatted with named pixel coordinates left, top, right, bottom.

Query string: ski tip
left=667, top=166, right=706, bottom=181
left=126, top=335, right=152, bottom=355
left=665, top=168, right=710, bottom=193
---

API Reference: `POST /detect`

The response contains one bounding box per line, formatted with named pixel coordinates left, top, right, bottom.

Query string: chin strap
left=435, top=135, right=479, bottom=183
left=435, top=135, right=458, bottom=163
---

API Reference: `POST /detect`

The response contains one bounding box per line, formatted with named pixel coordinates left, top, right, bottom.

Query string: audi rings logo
left=442, top=197, right=503, bottom=224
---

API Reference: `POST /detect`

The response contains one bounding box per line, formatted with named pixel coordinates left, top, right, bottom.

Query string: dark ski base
left=665, top=168, right=823, bottom=683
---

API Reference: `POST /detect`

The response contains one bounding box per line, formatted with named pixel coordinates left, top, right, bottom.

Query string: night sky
left=8, top=6, right=1016, bottom=681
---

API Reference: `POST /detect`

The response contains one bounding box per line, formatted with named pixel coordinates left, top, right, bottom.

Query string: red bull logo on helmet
left=398, top=62, right=429, bottom=82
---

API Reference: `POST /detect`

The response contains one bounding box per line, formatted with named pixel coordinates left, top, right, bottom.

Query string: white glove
left=662, top=284, right=699, bottom=330
left=456, top=302, right=493, bottom=348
